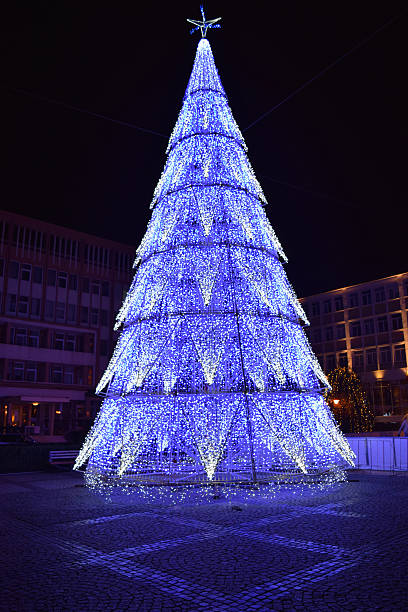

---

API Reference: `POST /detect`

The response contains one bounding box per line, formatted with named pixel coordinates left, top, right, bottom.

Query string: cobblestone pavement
left=0, top=471, right=407, bottom=611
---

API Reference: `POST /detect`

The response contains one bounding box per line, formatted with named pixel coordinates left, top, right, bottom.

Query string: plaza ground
left=0, top=470, right=407, bottom=611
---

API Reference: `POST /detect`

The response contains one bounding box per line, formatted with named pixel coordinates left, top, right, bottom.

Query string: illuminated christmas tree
left=75, top=9, right=354, bottom=490
left=327, top=367, right=374, bottom=433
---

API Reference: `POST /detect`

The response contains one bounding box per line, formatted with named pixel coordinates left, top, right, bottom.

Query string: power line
left=259, top=174, right=354, bottom=208
left=4, top=86, right=168, bottom=138
left=244, top=10, right=405, bottom=132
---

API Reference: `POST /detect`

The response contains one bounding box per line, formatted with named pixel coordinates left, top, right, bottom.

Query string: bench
left=49, top=450, right=79, bottom=466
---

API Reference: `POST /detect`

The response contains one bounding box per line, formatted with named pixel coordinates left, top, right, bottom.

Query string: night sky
left=2, top=2, right=407, bottom=296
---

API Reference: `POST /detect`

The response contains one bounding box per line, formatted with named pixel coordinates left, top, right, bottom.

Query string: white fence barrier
left=345, top=437, right=408, bottom=471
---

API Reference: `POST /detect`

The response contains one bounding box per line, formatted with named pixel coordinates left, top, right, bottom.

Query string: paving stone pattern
left=0, top=471, right=407, bottom=611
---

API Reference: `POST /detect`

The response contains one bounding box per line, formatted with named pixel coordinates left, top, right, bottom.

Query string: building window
left=12, top=328, right=27, bottom=345
left=67, top=304, right=76, bottom=322
left=326, top=354, right=336, bottom=371
left=395, top=345, right=407, bottom=366
left=26, top=362, right=37, bottom=382
left=45, top=300, right=55, bottom=319
left=312, top=329, right=321, bottom=343
left=375, top=287, right=386, bottom=303
left=21, top=264, right=31, bottom=281
left=101, top=310, right=109, bottom=326
left=311, top=302, right=320, bottom=316
left=9, top=261, right=19, bottom=279
left=50, top=365, right=63, bottom=384
left=338, top=353, right=348, bottom=368
left=33, top=266, right=43, bottom=283
left=91, top=282, right=100, bottom=295
left=28, top=329, right=39, bottom=348
left=350, top=321, right=361, bottom=337
left=348, top=293, right=359, bottom=308
left=80, top=306, right=89, bottom=324
left=362, top=290, right=371, bottom=305
left=323, top=300, right=332, bottom=314
left=336, top=324, right=345, bottom=339
left=391, top=313, right=403, bottom=330
left=54, top=333, right=64, bottom=350
left=90, top=308, right=99, bottom=326
left=388, top=285, right=399, bottom=299
left=9, top=361, right=24, bottom=381
left=47, top=269, right=56, bottom=286
left=377, top=316, right=388, bottom=333
left=363, top=319, right=375, bottom=335
left=56, top=302, right=65, bottom=322
left=57, top=272, right=67, bottom=288
left=100, top=340, right=109, bottom=356
left=325, top=327, right=333, bottom=341
left=18, top=296, right=29, bottom=315
left=64, top=367, right=74, bottom=385
left=334, top=296, right=343, bottom=311
left=81, top=278, right=90, bottom=293
left=69, top=274, right=77, bottom=290
left=379, top=346, right=392, bottom=368
left=101, top=281, right=110, bottom=297
left=366, top=349, right=378, bottom=370
left=31, top=298, right=41, bottom=317
left=6, top=294, right=17, bottom=314
left=65, top=335, right=76, bottom=351
left=352, top=351, right=364, bottom=371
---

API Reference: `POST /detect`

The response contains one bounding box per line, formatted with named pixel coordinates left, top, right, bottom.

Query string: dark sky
left=2, top=1, right=407, bottom=296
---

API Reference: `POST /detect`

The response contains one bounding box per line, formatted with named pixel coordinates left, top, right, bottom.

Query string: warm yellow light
left=55, top=410, right=62, bottom=415
left=333, top=399, right=340, bottom=405
left=32, top=402, right=39, bottom=406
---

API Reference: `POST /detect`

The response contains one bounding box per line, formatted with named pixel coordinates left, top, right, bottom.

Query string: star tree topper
left=187, top=5, right=221, bottom=38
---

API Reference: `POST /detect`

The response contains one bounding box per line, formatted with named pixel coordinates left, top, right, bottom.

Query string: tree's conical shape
left=75, top=38, right=354, bottom=489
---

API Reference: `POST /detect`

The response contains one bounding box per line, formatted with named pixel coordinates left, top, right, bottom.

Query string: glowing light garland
left=75, top=36, right=354, bottom=497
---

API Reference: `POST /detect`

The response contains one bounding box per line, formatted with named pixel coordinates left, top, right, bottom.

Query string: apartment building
left=0, top=210, right=134, bottom=440
left=299, top=273, right=408, bottom=423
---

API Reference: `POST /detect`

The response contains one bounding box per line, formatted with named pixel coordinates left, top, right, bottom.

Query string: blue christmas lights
left=75, top=37, right=354, bottom=493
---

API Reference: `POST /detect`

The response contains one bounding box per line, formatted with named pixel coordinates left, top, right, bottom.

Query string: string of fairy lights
left=74, top=21, right=354, bottom=496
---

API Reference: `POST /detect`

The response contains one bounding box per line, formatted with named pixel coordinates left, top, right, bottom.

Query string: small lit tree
left=327, top=367, right=374, bottom=433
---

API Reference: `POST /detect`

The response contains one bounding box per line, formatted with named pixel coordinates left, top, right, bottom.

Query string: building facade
left=300, top=273, right=408, bottom=424
left=0, top=210, right=134, bottom=440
